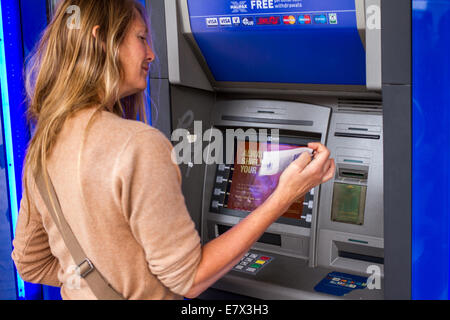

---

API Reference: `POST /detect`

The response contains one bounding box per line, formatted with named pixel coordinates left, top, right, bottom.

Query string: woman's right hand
left=274, top=142, right=335, bottom=213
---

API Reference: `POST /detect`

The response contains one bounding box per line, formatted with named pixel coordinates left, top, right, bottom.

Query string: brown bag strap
left=35, top=169, right=125, bottom=300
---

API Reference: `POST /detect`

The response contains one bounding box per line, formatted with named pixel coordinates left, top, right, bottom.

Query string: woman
left=12, top=0, right=335, bottom=300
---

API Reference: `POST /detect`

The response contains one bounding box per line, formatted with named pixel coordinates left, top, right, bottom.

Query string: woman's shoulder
left=96, top=110, right=172, bottom=151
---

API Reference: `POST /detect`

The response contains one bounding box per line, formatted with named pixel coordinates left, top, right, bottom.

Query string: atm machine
left=1, top=0, right=448, bottom=300
left=149, top=0, right=388, bottom=299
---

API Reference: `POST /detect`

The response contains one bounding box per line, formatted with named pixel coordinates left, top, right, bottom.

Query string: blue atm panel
left=412, top=0, right=450, bottom=300
left=186, top=0, right=366, bottom=85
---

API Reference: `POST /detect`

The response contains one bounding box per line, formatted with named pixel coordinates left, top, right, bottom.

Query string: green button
left=250, top=264, right=262, bottom=269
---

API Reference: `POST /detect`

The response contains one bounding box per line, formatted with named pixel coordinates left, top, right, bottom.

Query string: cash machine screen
left=227, top=140, right=306, bottom=219
left=211, top=132, right=320, bottom=228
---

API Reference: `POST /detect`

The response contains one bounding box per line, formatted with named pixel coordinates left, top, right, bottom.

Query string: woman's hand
left=274, top=142, right=335, bottom=213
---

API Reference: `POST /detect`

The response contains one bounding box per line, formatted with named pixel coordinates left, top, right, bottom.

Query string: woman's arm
left=185, top=143, right=335, bottom=298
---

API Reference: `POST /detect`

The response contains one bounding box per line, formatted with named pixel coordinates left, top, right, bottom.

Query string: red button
left=260, top=256, right=271, bottom=261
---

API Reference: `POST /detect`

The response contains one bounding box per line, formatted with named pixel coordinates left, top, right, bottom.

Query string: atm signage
left=206, top=17, right=219, bottom=27
left=256, top=16, right=280, bottom=25
left=220, top=17, right=233, bottom=26
left=242, top=17, right=255, bottom=26
left=313, top=14, right=328, bottom=24
left=298, top=15, right=311, bottom=24
left=283, top=15, right=296, bottom=25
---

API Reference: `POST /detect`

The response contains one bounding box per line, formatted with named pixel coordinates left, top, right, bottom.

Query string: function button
left=214, top=188, right=225, bottom=196
left=218, top=164, right=231, bottom=172
left=260, top=256, right=271, bottom=261
left=246, top=267, right=257, bottom=273
left=255, top=260, right=266, bottom=265
left=211, top=201, right=223, bottom=209
left=250, top=264, right=262, bottom=269
left=216, top=176, right=226, bottom=183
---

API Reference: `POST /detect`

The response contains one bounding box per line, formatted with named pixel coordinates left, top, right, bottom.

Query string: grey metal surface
left=147, top=0, right=169, bottom=79
left=381, top=0, right=412, bottom=85
left=165, top=0, right=213, bottom=91
left=213, top=250, right=384, bottom=300
left=382, top=85, right=412, bottom=300
left=316, top=111, right=384, bottom=275
left=381, top=0, right=412, bottom=301
left=170, top=85, right=215, bottom=233
left=365, top=0, right=382, bottom=91
left=150, top=79, right=172, bottom=138
left=202, top=99, right=331, bottom=269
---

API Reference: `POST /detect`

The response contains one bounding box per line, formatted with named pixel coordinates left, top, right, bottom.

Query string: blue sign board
left=186, top=0, right=366, bottom=85
left=412, top=0, right=450, bottom=300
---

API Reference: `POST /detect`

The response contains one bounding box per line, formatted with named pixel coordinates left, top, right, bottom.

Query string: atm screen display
left=225, top=139, right=306, bottom=220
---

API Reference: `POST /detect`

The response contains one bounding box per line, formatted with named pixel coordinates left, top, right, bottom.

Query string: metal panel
left=381, top=0, right=412, bottom=85
left=381, top=0, right=412, bottom=300
left=383, top=84, right=412, bottom=300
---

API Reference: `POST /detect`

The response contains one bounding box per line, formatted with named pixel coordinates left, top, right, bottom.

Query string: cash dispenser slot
left=334, top=240, right=384, bottom=265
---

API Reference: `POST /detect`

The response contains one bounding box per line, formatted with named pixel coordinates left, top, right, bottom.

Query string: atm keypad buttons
left=232, top=252, right=274, bottom=275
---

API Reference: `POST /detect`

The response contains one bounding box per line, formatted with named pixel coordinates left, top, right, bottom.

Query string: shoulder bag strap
left=35, top=169, right=125, bottom=300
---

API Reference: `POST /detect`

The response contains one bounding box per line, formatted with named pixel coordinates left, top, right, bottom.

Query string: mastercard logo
left=283, top=15, right=296, bottom=25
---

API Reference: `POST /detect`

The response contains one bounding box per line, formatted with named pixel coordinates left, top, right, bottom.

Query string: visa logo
left=206, top=17, right=218, bottom=26
left=220, top=17, right=232, bottom=26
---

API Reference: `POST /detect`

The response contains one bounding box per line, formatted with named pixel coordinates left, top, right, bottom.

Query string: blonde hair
left=23, top=0, right=150, bottom=221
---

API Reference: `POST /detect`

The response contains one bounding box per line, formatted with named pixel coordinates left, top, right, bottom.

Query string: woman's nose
left=147, top=43, right=155, bottom=63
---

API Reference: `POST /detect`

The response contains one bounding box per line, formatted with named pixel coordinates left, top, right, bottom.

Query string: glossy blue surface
left=412, top=0, right=450, bottom=300
left=187, top=0, right=366, bottom=85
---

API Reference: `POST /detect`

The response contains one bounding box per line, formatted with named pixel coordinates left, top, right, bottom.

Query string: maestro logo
left=230, top=1, right=248, bottom=13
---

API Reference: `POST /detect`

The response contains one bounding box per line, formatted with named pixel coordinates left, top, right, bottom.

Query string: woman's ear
left=92, top=25, right=106, bottom=51
left=92, top=25, right=100, bottom=39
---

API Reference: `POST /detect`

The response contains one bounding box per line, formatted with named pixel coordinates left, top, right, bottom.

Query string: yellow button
left=255, top=260, right=266, bottom=265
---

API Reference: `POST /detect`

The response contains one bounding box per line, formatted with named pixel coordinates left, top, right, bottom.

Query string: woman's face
left=118, top=12, right=155, bottom=98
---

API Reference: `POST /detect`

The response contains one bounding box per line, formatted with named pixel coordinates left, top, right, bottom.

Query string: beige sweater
left=11, top=109, right=201, bottom=300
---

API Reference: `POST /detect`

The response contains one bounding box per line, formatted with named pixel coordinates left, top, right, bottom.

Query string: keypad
left=232, top=251, right=274, bottom=275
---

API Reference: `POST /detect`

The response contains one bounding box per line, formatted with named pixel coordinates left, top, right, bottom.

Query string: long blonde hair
left=23, top=0, right=150, bottom=219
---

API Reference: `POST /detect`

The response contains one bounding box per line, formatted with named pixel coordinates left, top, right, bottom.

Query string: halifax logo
left=230, top=1, right=248, bottom=13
